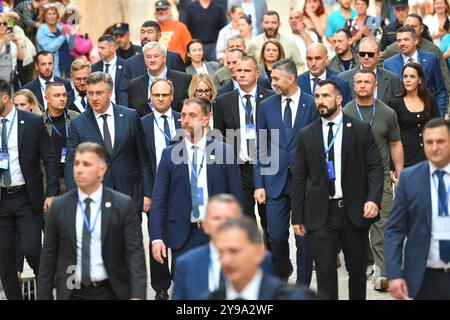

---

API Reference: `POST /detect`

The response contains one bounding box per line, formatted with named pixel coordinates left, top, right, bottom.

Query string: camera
left=7, top=26, right=13, bottom=33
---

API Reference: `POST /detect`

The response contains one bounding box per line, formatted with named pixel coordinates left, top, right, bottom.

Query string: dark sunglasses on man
left=358, top=51, right=376, bottom=58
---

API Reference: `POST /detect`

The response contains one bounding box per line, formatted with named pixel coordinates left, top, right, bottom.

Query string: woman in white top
left=0, top=14, right=25, bottom=84
left=185, top=39, right=219, bottom=79
left=423, top=0, right=450, bottom=45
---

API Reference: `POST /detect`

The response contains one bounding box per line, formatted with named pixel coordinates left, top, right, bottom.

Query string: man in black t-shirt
left=113, top=23, right=142, bottom=60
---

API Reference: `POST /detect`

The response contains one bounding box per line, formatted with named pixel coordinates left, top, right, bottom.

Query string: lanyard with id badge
left=355, top=101, right=376, bottom=127
left=324, top=119, right=343, bottom=181
left=432, top=173, right=450, bottom=240
left=47, top=112, right=68, bottom=163
left=239, top=91, right=257, bottom=140
left=0, top=109, right=17, bottom=171
left=191, top=148, right=206, bottom=207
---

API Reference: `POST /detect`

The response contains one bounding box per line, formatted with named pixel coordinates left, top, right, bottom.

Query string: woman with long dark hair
left=185, top=39, right=219, bottom=79
left=388, top=63, right=441, bottom=167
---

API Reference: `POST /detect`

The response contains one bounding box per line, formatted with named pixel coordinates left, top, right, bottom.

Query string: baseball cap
left=155, top=0, right=171, bottom=10
left=112, top=23, right=129, bottom=35
left=390, top=0, right=408, bottom=8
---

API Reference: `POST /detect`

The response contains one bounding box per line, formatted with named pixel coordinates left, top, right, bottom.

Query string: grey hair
left=359, top=37, right=381, bottom=52
left=272, top=58, right=297, bottom=77
left=206, top=194, right=243, bottom=217
left=142, top=41, right=167, bottom=56
left=86, top=72, right=114, bottom=90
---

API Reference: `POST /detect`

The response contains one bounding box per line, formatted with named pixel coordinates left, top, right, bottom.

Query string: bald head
left=306, top=43, right=328, bottom=77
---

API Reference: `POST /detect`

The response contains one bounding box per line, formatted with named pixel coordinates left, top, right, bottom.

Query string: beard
left=318, top=104, right=338, bottom=118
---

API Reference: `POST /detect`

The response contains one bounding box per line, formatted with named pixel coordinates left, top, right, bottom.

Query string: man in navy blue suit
left=65, top=72, right=152, bottom=217
left=141, top=79, right=181, bottom=300
left=23, top=51, right=73, bottom=111
left=254, top=58, right=319, bottom=284
left=91, top=35, right=125, bottom=105
left=385, top=118, right=450, bottom=300
left=0, top=80, right=59, bottom=300
left=173, top=194, right=274, bottom=300
left=297, top=43, right=352, bottom=107
left=150, top=98, right=243, bottom=273
left=116, top=20, right=186, bottom=106
left=382, top=26, right=448, bottom=117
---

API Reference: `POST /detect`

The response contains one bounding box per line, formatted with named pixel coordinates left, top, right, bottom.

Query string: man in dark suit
left=292, top=79, right=384, bottom=300
left=382, top=26, right=448, bottom=116
left=173, top=194, right=274, bottom=300
left=23, top=51, right=73, bottom=111
left=65, top=72, right=152, bottom=218
left=0, top=80, right=59, bottom=300
left=128, top=42, right=191, bottom=117
left=339, top=37, right=402, bottom=104
left=297, top=43, right=352, bottom=107
left=116, top=20, right=186, bottom=106
left=150, top=98, right=243, bottom=272
left=68, top=59, right=91, bottom=113
left=140, top=78, right=181, bottom=300
left=254, top=58, right=319, bottom=284
left=91, top=35, right=125, bottom=104
left=214, top=55, right=274, bottom=247
left=385, top=118, right=450, bottom=300
left=38, top=142, right=147, bottom=300
left=208, top=217, right=315, bottom=300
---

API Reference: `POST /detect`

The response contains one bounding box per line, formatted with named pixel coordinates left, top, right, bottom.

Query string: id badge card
left=434, top=216, right=450, bottom=240
left=0, top=152, right=9, bottom=170
left=197, top=187, right=204, bottom=206
left=61, top=148, right=67, bottom=163
left=326, top=160, right=335, bottom=180
left=246, top=124, right=256, bottom=140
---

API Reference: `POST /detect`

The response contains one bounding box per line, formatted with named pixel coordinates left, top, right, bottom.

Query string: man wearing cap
left=113, top=23, right=142, bottom=60
left=380, top=0, right=409, bottom=51
left=155, top=0, right=192, bottom=61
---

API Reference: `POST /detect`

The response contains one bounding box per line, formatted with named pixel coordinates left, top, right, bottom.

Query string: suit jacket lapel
left=299, top=74, right=312, bottom=95
left=112, top=104, right=124, bottom=158
left=101, top=188, right=112, bottom=243
left=312, top=119, right=328, bottom=176
left=275, top=95, right=287, bottom=147
left=17, top=110, right=25, bottom=150
left=341, top=115, right=352, bottom=168
left=289, top=93, right=307, bottom=145
left=377, top=68, right=389, bottom=100
left=147, top=114, right=156, bottom=159
left=173, top=112, right=182, bottom=130
left=231, top=91, right=241, bottom=130
left=422, top=162, right=432, bottom=232
left=182, top=141, right=191, bottom=198
left=206, top=138, right=215, bottom=195
left=86, top=108, right=105, bottom=144
left=115, top=61, right=124, bottom=91
left=68, top=190, right=78, bottom=251
left=34, top=80, right=45, bottom=110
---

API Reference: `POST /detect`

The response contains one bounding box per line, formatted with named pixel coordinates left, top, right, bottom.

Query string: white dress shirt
left=0, top=108, right=25, bottom=187
left=148, top=68, right=168, bottom=100
left=153, top=108, right=176, bottom=167
left=309, top=71, right=327, bottom=94
left=238, top=86, right=257, bottom=162
left=185, top=135, right=209, bottom=222
left=75, top=185, right=108, bottom=283
left=208, top=242, right=221, bottom=292
left=402, top=50, right=419, bottom=65
left=427, top=162, right=450, bottom=269
left=321, top=111, right=344, bottom=199
left=72, top=87, right=87, bottom=113
left=104, top=55, right=118, bottom=103
left=281, top=86, right=301, bottom=125
left=225, top=268, right=263, bottom=300
left=93, top=103, right=115, bottom=148
left=39, top=76, right=55, bottom=110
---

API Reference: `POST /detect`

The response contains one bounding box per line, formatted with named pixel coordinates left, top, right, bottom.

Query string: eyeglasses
left=358, top=51, right=376, bottom=58
left=0, top=23, right=8, bottom=27
left=196, top=89, right=211, bottom=95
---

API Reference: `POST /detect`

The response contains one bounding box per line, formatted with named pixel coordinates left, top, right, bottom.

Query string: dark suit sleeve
left=38, top=200, right=60, bottom=300
left=384, top=170, right=409, bottom=281
left=149, top=148, right=171, bottom=242
left=65, top=121, right=80, bottom=191
left=430, top=56, right=448, bottom=117
left=169, top=52, right=187, bottom=73
left=340, top=80, right=353, bottom=107
left=362, top=123, right=384, bottom=207
left=224, top=144, right=244, bottom=206
left=134, top=112, right=153, bottom=197
left=291, top=130, right=308, bottom=225
left=117, top=63, right=132, bottom=106
left=212, top=98, right=225, bottom=136
left=429, top=95, right=442, bottom=119
left=121, top=196, right=147, bottom=298
left=38, top=119, right=59, bottom=196
left=254, top=102, right=268, bottom=189
left=172, top=257, right=187, bottom=300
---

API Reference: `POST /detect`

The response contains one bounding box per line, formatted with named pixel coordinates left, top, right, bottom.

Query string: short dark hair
left=183, top=97, right=211, bottom=116
left=406, top=13, right=424, bottom=25
left=35, top=51, right=54, bottom=64
left=76, top=142, right=108, bottom=163
left=45, top=81, right=66, bottom=94
left=207, top=194, right=243, bottom=216
left=317, top=79, right=342, bottom=96
left=354, top=69, right=376, bottom=79
left=141, top=20, right=161, bottom=33
left=150, top=78, right=174, bottom=94
left=263, top=10, right=280, bottom=22
left=240, top=55, right=258, bottom=70
left=230, top=5, right=242, bottom=14
left=216, top=217, right=263, bottom=245
left=0, top=80, right=11, bottom=97
left=98, top=34, right=116, bottom=44
left=396, top=25, right=417, bottom=38
left=423, top=118, right=450, bottom=133
left=335, top=27, right=352, bottom=38
left=272, top=58, right=297, bottom=77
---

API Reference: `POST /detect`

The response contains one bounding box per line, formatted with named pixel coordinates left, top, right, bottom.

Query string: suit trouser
left=239, top=163, right=269, bottom=249
left=0, top=191, right=42, bottom=300
left=369, top=175, right=392, bottom=277
left=415, top=269, right=450, bottom=300
left=309, top=201, right=369, bottom=300
left=266, top=176, right=311, bottom=283
left=71, top=280, right=118, bottom=300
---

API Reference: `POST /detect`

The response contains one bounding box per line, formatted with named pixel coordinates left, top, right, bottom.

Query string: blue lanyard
left=77, top=198, right=102, bottom=236
left=432, top=173, right=450, bottom=217
left=47, top=111, right=68, bottom=140
left=153, top=114, right=172, bottom=142
left=190, top=146, right=206, bottom=181
left=355, top=101, right=376, bottom=127
left=148, top=102, right=155, bottom=112
left=238, top=89, right=258, bottom=121
left=1, top=109, right=17, bottom=152
left=340, top=60, right=352, bottom=72
left=324, top=118, right=343, bottom=159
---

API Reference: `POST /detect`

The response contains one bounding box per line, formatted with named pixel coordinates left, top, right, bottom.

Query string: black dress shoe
left=155, top=289, right=169, bottom=300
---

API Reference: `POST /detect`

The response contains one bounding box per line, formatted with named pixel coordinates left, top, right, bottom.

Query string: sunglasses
left=358, top=51, right=376, bottom=58
left=0, top=22, right=8, bottom=27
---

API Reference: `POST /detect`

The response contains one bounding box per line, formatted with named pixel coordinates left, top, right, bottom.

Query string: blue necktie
left=104, top=63, right=110, bottom=74
left=191, top=146, right=200, bottom=219
left=283, top=98, right=293, bottom=142
left=161, top=115, right=171, bottom=147
left=436, top=170, right=450, bottom=263
left=81, top=198, right=92, bottom=287
left=1, top=118, right=11, bottom=186
left=312, top=77, right=320, bottom=94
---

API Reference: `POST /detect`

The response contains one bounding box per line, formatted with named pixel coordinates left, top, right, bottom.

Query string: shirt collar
left=2, top=107, right=16, bottom=122
left=225, top=268, right=263, bottom=300
left=153, top=108, right=173, bottom=120
left=93, top=102, right=114, bottom=119
left=282, top=86, right=301, bottom=105
left=239, top=86, right=257, bottom=99
left=209, top=242, right=220, bottom=261
left=429, top=161, right=450, bottom=176
left=322, top=110, right=343, bottom=127
left=105, top=55, right=117, bottom=68
left=148, top=67, right=168, bottom=80
left=185, top=134, right=207, bottom=152
left=402, top=50, right=419, bottom=64
left=310, top=70, right=327, bottom=81
left=77, top=184, right=103, bottom=204
left=39, top=76, right=54, bottom=88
